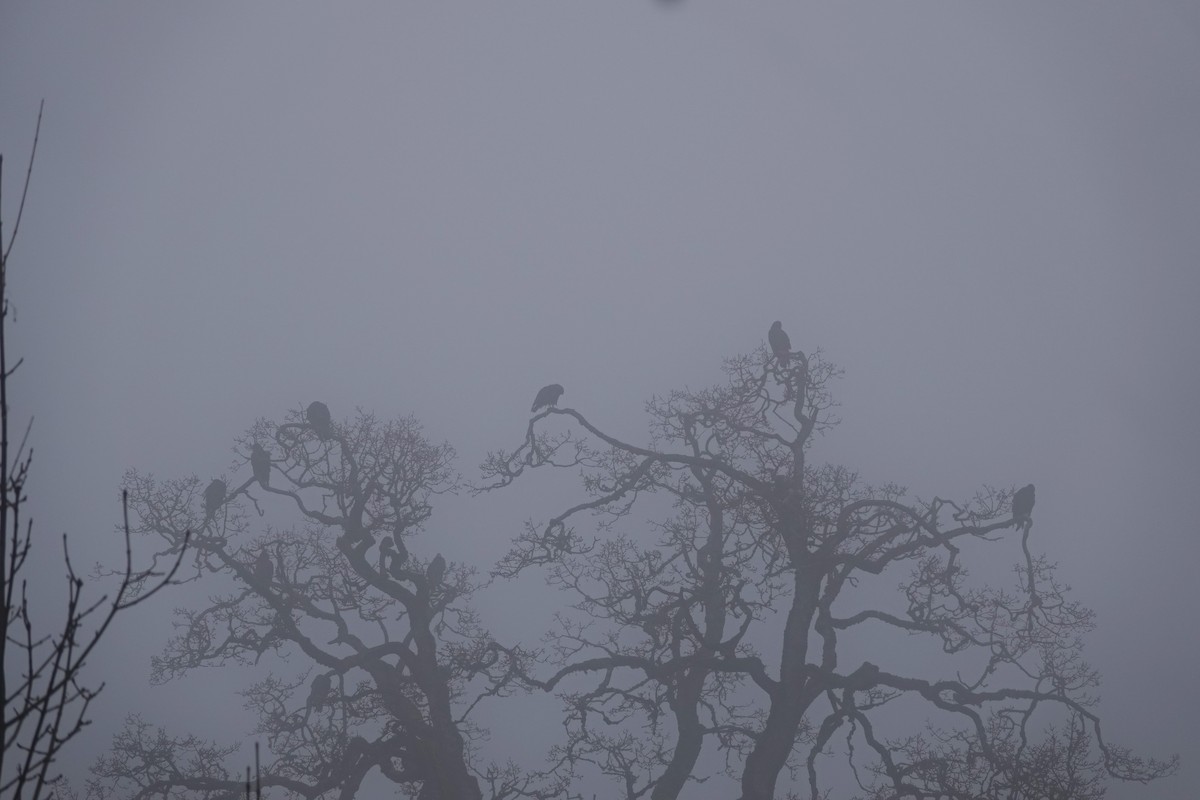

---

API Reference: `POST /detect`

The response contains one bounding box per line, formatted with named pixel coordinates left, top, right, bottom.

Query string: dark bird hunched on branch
left=427, top=553, right=446, bottom=589
left=306, top=673, right=332, bottom=711
left=379, top=536, right=394, bottom=573
left=769, top=321, right=791, bottom=367
left=204, top=479, right=226, bottom=521
left=254, top=549, right=273, bottom=584
left=250, top=443, right=271, bottom=487
left=379, top=536, right=408, bottom=579
left=379, top=536, right=394, bottom=570
left=1012, top=483, right=1035, bottom=531
left=388, top=552, right=406, bottom=580
left=306, top=400, right=332, bottom=440
left=531, top=383, right=565, bottom=413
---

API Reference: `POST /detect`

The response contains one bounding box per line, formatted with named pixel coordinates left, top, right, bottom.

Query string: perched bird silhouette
left=388, top=551, right=406, bottom=580
left=306, top=673, right=332, bottom=711
left=379, top=536, right=394, bottom=567
left=427, top=553, right=447, bottom=589
left=379, top=536, right=395, bottom=574
left=254, top=549, right=273, bottom=584
left=1012, top=484, right=1035, bottom=532
left=531, top=384, right=565, bottom=413
left=204, top=479, right=227, bottom=521
left=379, top=535, right=408, bottom=580
left=306, top=401, right=332, bottom=440
left=250, top=443, right=271, bottom=488
left=769, top=321, right=791, bottom=367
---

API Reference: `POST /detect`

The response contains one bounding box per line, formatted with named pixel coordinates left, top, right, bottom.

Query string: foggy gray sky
left=2, top=2, right=1198, bottom=797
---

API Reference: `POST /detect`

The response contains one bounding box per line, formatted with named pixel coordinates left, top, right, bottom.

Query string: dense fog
left=2, top=3, right=1197, bottom=798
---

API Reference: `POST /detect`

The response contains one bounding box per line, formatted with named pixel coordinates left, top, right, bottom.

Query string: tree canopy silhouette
left=478, top=331, right=1177, bottom=800
left=90, top=333, right=1177, bottom=799
left=89, top=408, right=551, bottom=800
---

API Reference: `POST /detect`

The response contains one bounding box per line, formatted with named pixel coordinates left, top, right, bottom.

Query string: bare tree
left=83, top=311, right=1179, bottom=799
left=87, top=408, right=560, bottom=800
left=480, top=334, right=1179, bottom=799
left=1, top=105, right=188, bottom=800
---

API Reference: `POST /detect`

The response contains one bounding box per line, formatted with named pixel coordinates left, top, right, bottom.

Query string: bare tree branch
left=2, top=112, right=190, bottom=800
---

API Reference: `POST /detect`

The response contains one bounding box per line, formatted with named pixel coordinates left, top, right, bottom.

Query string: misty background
left=2, top=2, right=1198, bottom=797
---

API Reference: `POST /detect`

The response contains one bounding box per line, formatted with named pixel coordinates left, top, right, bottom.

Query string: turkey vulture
left=378, top=537, right=408, bottom=580
left=1012, top=484, right=1035, bottom=531
left=307, top=673, right=332, bottom=711
left=531, top=384, right=565, bottom=413
left=254, top=549, right=273, bottom=584
left=250, top=443, right=271, bottom=488
left=379, top=536, right=395, bottom=573
left=769, top=321, right=791, bottom=367
left=204, top=479, right=226, bottom=520
left=387, top=549, right=407, bottom=580
left=306, top=401, right=332, bottom=440
left=427, top=553, right=446, bottom=588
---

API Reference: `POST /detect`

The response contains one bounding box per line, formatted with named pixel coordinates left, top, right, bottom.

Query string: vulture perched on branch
left=307, top=673, right=332, bottom=711
left=1012, top=484, right=1035, bottom=532
left=204, top=479, right=226, bottom=521
left=427, top=553, right=447, bottom=588
left=769, top=321, right=791, bottom=367
left=379, top=536, right=408, bottom=579
left=250, top=443, right=271, bottom=488
left=306, top=401, right=333, bottom=440
left=531, top=384, right=565, bottom=413
left=254, top=549, right=273, bottom=584
left=379, top=536, right=394, bottom=574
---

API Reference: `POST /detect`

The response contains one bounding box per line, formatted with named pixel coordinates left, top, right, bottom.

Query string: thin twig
left=2, top=99, right=44, bottom=263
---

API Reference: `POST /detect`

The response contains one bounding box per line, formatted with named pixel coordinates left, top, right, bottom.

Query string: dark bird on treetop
left=531, top=384, right=565, bottom=413
left=307, top=673, right=332, bottom=711
left=1012, top=484, right=1035, bottom=531
left=254, top=549, right=273, bottom=584
left=769, top=321, right=791, bottom=367
left=306, top=401, right=332, bottom=440
left=250, top=443, right=271, bottom=488
left=427, top=553, right=447, bottom=588
left=204, top=479, right=226, bottom=521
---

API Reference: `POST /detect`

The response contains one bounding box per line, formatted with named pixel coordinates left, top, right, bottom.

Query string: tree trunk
left=651, top=670, right=706, bottom=800
left=739, top=573, right=820, bottom=800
